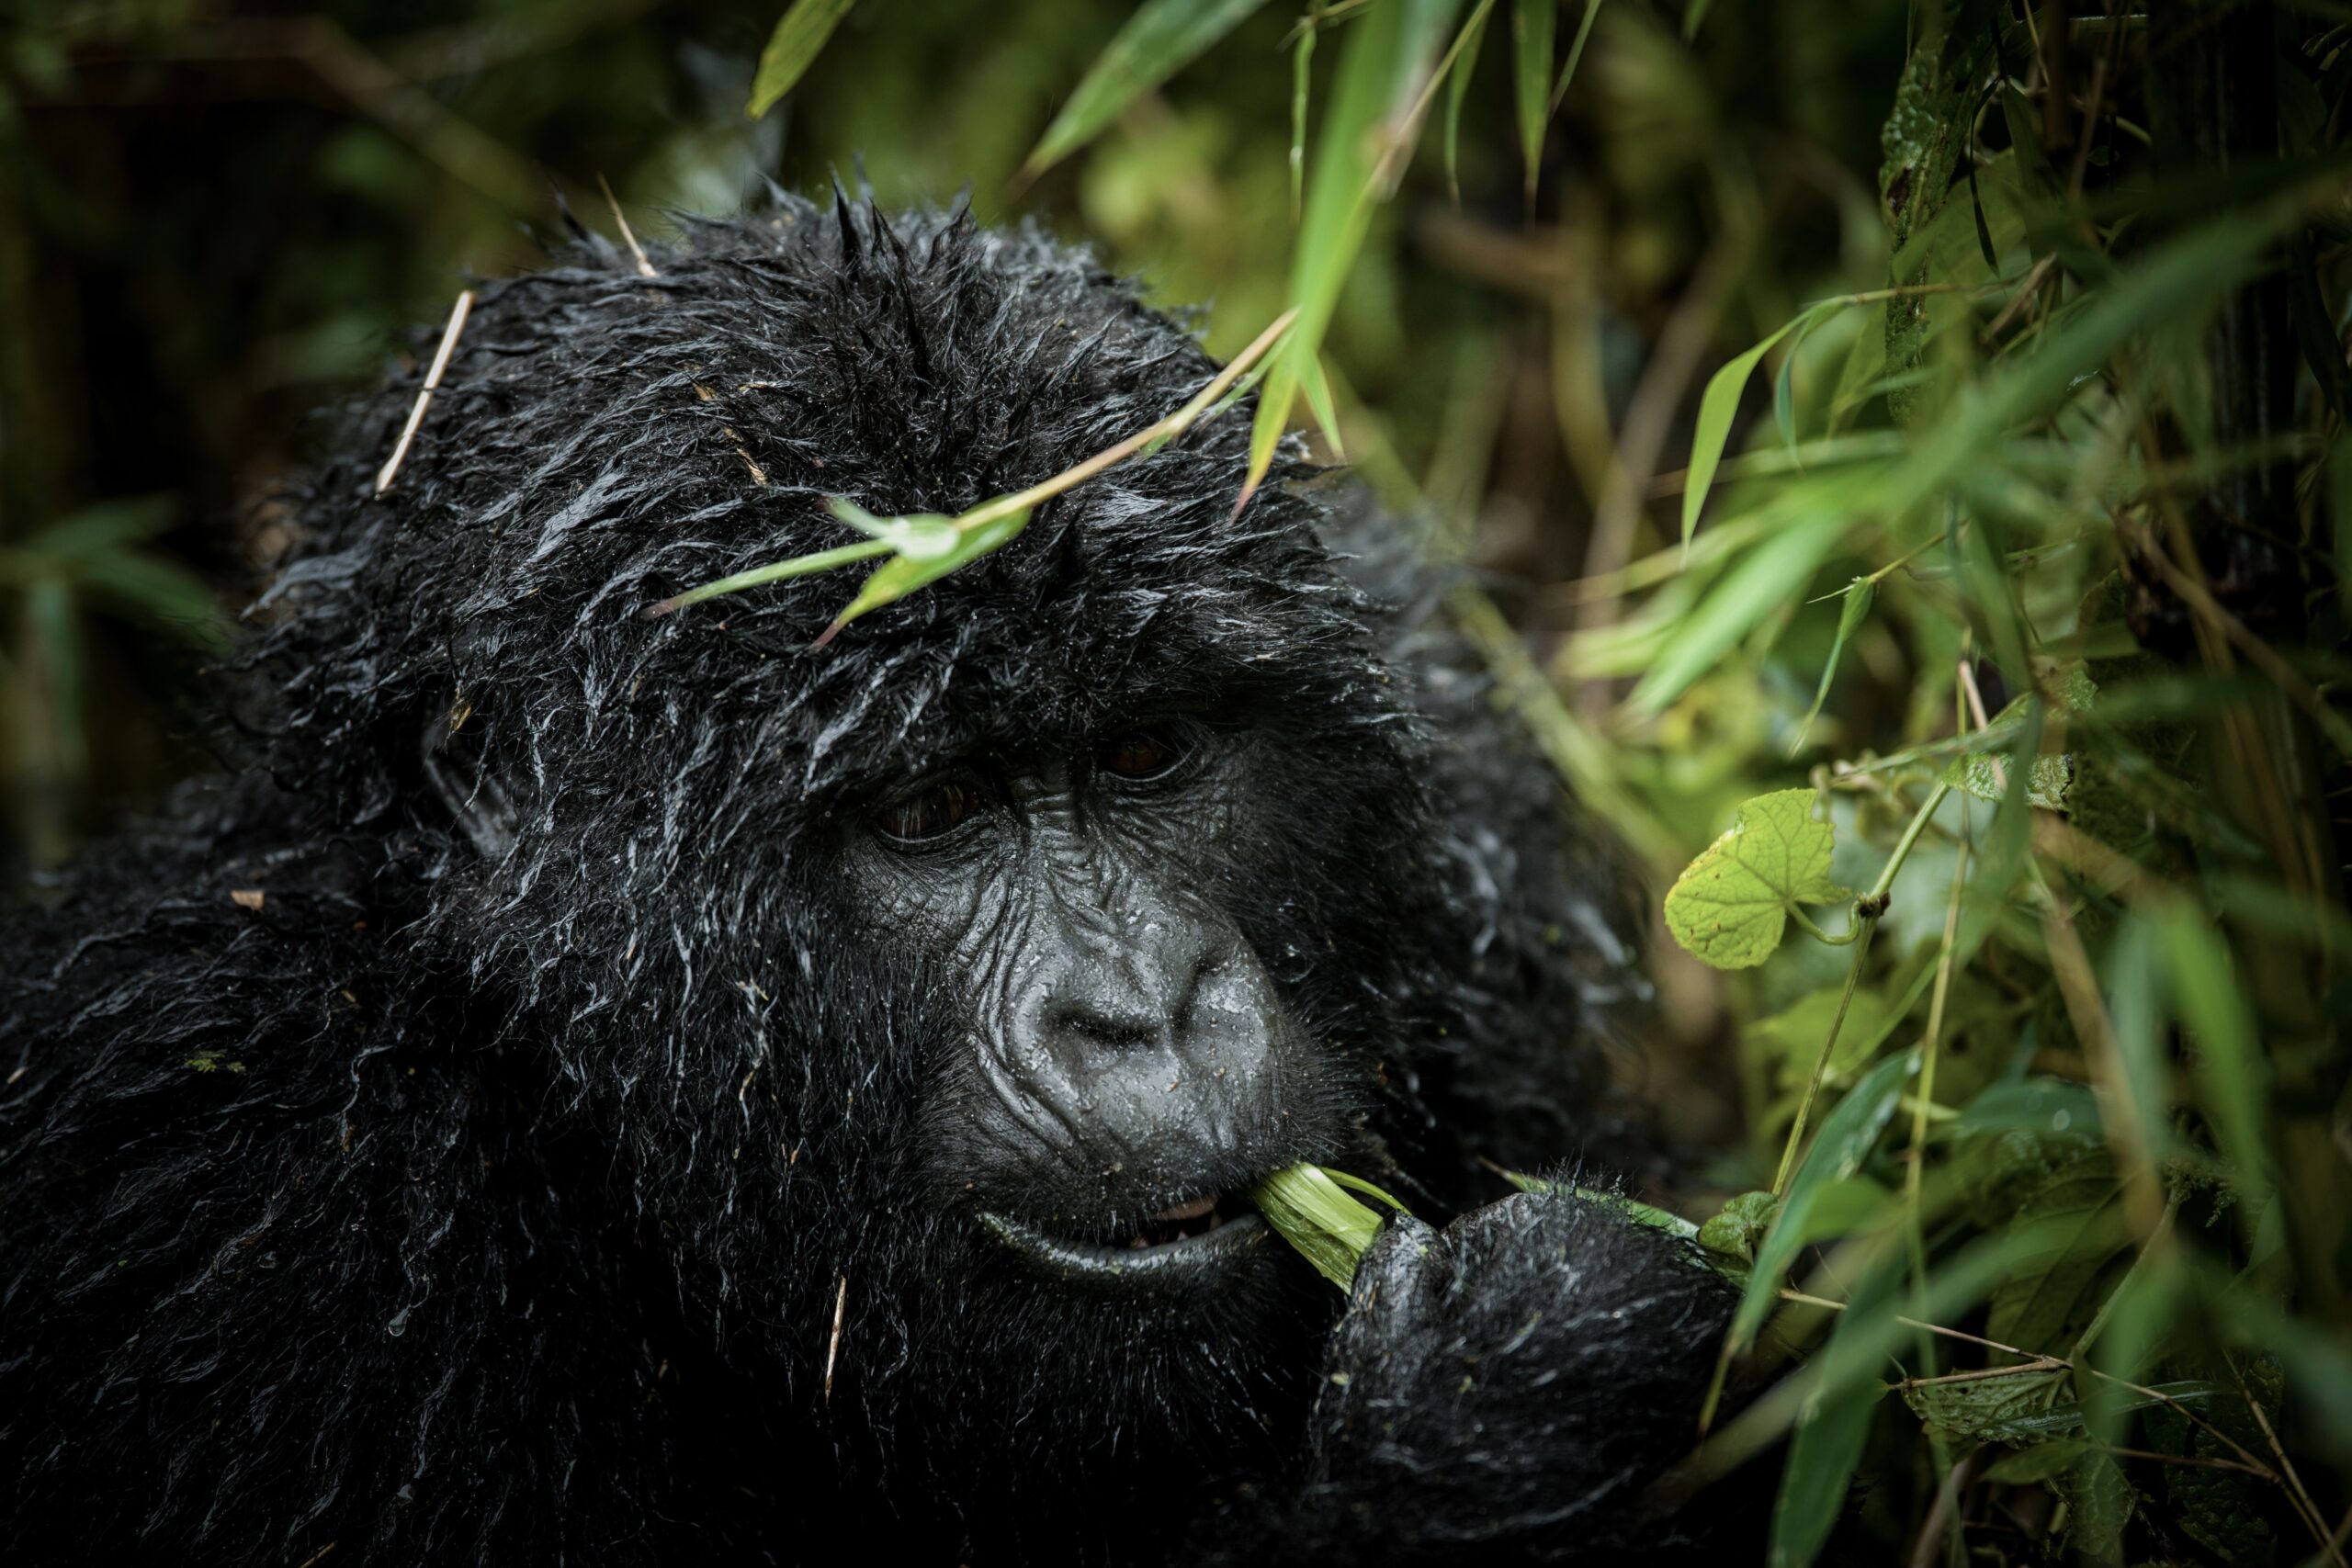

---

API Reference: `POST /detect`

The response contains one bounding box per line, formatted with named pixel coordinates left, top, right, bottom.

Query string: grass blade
left=1770, top=1248, right=1901, bottom=1568
left=747, top=0, right=857, bottom=118
left=1789, top=577, right=1873, bottom=755
left=1683, top=308, right=1814, bottom=552
left=1245, top=0, right=1414, bottom=502
left=1510, top=0, right=1555, bottom=209
left=1443, top=0, right=1494, bottom=202
left=1023, top=0, right=1273, bottom=177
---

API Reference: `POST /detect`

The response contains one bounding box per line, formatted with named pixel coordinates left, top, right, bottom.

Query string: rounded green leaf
left=1664, top=789, right=1851, bottom=970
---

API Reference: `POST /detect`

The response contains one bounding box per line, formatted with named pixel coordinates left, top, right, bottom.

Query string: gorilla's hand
left=1289, top=1191, right=1738, bottom=1565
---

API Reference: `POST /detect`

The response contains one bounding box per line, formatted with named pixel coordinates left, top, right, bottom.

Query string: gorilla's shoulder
left=1, top=772, right=388, bottom=1088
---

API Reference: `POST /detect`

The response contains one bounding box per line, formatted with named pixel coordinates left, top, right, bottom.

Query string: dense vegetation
left=6, top=1, right=2351, bottom=1560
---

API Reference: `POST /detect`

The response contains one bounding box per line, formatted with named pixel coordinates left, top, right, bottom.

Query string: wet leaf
left=823, top=508, right=1031, bottom=638
left=1729, top=1050, right=1912, bottom=1352
left=1770, top=1248, right=1901, bottom=1568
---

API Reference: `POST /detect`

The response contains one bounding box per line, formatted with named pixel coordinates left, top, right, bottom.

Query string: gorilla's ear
left=421, top=706, right=518, bottom=860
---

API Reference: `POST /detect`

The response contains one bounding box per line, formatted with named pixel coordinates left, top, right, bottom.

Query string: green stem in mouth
left=1249, top=1164, right=1408, bottom=1291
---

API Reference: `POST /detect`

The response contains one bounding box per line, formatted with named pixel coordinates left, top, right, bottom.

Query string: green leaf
left=826, top=498, right=961, bottom=560
left=2057, top=1450, right=2133, bottom=1565
left=1984, top=1144, right=2131, bottom=1354
left=1698, top=1190, right=1777, bottom=1263
left=1630, top=477, right=1856, bottom=715
left=24, top=575, right=86, bottom=776
left=1751, top=984, right=1897, bottom=1095
left=1790, top=577, right=1874, bottom=756
left=2290, top=234, right=2345, bottom=419
left=55, top=548, right=232, bottom=649
left=1290, top=21, right=1315, bottom=219
left=2164, top=908, right=2273, bottom=1208
left=747, top=0, right=857, bottom=118
left=1252, top=1162, right=1388, bottom=1290
left=1728, top=1050, right=1912, bottom=1352
left=21, top=495, right=175, bottom=557
left=824, top=507, right=1031, bottom=638
left=1442, top=0, right=1493, bottom=202
left=1980, top=1382, right=2222, bottom=1444
left=1510, top=0, right=1555, bottom=206
left=1901, top=1366, right=2070, bottom=1443
left=1983, top=1439, right=2089, bottom=1484
left=1300, top=353, right=1345, bottom=457
left=1684, top=309, right=1815, bottom=551
left=1505, top=1169, right=1702, bottom=1241
left=1664, top=789, right=1850, bottom=970
left=1552, top=0, right=1601, bottom=114
left=1023, top=0, right=1272, bottom=175
left=1770, top=1248, right=1900, bottom=1568
left=1246, top=0, right=1431, bottom=497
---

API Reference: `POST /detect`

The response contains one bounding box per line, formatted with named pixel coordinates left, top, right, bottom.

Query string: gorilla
left=0, top=195, right=1737, bottom=1566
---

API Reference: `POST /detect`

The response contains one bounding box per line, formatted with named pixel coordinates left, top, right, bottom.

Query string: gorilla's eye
left=875, top=777, right=987, bottom=845
left=1097, top=724, right=1193, bottom=783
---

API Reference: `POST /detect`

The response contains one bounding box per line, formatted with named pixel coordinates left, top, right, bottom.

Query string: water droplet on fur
left=386, top=1305, right=412, bottom=1337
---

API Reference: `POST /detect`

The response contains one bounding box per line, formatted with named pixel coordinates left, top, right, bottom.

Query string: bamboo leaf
left=1683, top=309, right=1815, bottom=551
left=2163, top=908, right=2273, bottom=1207
left=1790, top=577, right=1873, bottom=755
left=1246, top=0, right=1418, bottom=499
left=1023, top=0, right=1273, bottom=176
left=1300, top=352, right=1345, bottom=456
left=821, top=508, right=1031, bottom=640
left=1631, top=482, right=1853, bottom=715
left=1252, top=1162, right=1389, bottom=1290
left=1770, top=1249, right=1900, bottom=1568
left=1728, top=1050, right=1913, bottom=1352
left=1510, top=0, right=1555, bottom=207
left=1551, top=0, right=1601, bottom=114
left=747, top=0, right=857, bottom=118
left=1442, top=0, right=1494, bottom=202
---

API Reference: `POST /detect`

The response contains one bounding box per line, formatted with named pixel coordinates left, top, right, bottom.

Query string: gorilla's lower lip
left=977, top=1208, right=1269, bottom=1285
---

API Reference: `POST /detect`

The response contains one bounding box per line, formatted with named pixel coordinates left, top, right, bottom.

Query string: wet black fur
left=1, top=197, right=1735, bottom=1564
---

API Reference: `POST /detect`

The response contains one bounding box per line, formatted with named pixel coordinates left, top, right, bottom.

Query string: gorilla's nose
left=1024, top=901, right=1283, bottom=1085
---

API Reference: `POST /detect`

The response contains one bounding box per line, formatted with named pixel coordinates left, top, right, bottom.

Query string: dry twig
left=374, top=290, right=474, bottom=496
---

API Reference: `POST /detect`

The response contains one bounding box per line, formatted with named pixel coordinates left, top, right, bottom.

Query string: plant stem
left=956, top=307, right=1299, bottom=532
left=1770, top=780, right=1953, bottom=1199
left=1789, top=906, right=1860, bottom=944
left=1771, top=921, right=1877, bottom=1199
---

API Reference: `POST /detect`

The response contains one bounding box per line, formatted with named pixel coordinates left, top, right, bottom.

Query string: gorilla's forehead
left=261, top=197, right=1398, bottom=840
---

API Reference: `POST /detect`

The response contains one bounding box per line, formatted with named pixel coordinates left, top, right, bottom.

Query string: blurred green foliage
left=7, top=1, right=2352, bottom=1560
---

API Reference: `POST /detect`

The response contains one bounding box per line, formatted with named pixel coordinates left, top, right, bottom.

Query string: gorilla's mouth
left=978, top=1190, right=1270, bottom=1287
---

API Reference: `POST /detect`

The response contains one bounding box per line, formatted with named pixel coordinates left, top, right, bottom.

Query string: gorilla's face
left=824, top=694, right=1398, bottom=1510
left=848, top=712, right=1352, bottom=1301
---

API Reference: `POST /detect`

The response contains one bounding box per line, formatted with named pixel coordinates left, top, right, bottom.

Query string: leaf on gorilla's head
left=1251, top=1164, right=1407, bottom=1291
left=1664, top=789, right=1850, bottom=970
